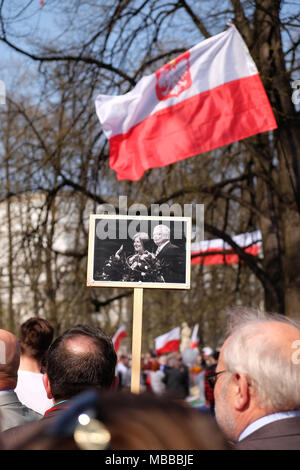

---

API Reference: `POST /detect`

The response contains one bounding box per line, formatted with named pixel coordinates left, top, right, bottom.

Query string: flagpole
left=131, top=287, right=144, bottom=394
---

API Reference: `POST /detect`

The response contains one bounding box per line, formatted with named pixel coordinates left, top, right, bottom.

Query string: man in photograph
left=152, top=224, right=185, bottom=283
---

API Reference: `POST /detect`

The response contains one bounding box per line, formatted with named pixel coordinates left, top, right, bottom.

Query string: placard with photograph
left=87, top=215, right=191, bottom=289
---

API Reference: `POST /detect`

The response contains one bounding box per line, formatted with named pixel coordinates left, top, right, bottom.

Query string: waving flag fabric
left=95, top=24, right=277, bottom=181
left=155, top=327, right=180, bottom=355
left=191, top=230, right=262, bottom=266
left=112, top=325, right=127, bottom=354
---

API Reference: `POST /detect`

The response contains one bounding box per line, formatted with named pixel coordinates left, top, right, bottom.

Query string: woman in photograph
left=99, top=232, right=163, bottom=282
left=124, top=232, right=164, bottom=282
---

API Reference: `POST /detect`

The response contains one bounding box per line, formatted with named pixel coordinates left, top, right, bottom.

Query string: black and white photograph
left=87, top=215, right=191, bottom=289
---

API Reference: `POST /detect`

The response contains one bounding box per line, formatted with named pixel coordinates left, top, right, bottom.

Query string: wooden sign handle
left=131, top=287, right=144, bottom=394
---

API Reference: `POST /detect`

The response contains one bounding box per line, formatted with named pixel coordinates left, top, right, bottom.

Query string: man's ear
left=42, top=373, right=53, bottom=400
left=232, top=373, right=250, bottom=411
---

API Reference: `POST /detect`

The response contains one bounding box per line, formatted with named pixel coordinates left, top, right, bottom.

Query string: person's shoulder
left=1, top=416, right=49, bottom=449
left=0, top=393, right=42, bottom=432
left=235, top=416, right=300, bottom=450
left=14, top=399, right=43, bottom=422
left=161, top=242, right=180, bottom=253
left=168, top=242, right=180, bottom=249
left=23, top=404, right=43, bottom=419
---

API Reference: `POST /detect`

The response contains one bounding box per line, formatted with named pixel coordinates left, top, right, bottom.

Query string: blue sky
left=0, top=1, right=298, bottom=103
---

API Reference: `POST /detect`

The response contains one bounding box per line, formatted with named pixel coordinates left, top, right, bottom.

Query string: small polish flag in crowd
left=191, top=230, right=262, bottom=266
left=190, top=324, right=200, bottom=349
left=112, top=325, right=127, bottom=354
left=155, top=327, right=180, bottom=355
left=95, top=23, right=277, bottom=181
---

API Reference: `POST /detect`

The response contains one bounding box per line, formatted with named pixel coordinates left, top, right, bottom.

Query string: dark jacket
left=235, top=417, right=300, bottom=450
left=163, top=365, right=189, bottom=399
left=156, top=242, right=185, bottom=283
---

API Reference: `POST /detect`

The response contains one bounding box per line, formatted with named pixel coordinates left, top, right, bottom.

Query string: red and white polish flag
left=155, top=327, right=180, bottom=356
left=190, top=324, right=200, bottom=349
left=112, top=325, right=127, bottom=354
left=95, top=24, right=277, bottom=181
left=191, top=230, right=262, bottom=266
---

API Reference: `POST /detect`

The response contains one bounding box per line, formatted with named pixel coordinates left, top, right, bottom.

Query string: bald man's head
left=153, top=224, right=170, bottom=247
left=0, top=329, right=20, bottom=390
left=44, top=325, right=117, bottom=402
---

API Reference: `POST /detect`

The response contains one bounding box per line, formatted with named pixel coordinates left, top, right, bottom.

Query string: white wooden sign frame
left=87, top=214, right=191, bottom=393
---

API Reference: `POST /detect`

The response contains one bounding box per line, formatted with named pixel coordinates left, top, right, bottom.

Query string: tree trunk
left=252, top=0, right=300, bottom=318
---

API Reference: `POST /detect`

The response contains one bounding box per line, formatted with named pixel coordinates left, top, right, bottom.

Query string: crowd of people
left=0, top=307, right=299, bottom=450
left=114, top=345, right=221, bottom=415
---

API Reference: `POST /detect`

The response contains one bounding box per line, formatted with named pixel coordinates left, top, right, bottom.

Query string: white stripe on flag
left=155, top=327, right=180, bottom=354
left=191, top=230, right=262, bottom=252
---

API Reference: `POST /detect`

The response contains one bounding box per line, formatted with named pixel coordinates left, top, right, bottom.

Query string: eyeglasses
left=206, top=370, right=227, bottom=388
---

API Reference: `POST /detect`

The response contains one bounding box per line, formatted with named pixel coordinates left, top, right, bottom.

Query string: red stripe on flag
left=113, top=331, right=127, bottom=354
left=109, top=75, right=277, bottom=181
left=156, top=339, right=180, bottom=356
left=191, top=245, right=261, bottom=265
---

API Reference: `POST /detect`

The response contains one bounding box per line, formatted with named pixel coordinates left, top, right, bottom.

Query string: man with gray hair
left=212, top=308, right=300, bottom=450
left=152, top=224, right=185, bottom=283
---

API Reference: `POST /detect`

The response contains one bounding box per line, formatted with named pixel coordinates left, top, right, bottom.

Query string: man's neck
left=235, top=407, right=270, bottom=442
left=156, top=240, right=169, bottom=252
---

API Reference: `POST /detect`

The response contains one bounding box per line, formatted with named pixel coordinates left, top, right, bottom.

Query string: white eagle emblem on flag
left=155, top=51, right=192, bottom=101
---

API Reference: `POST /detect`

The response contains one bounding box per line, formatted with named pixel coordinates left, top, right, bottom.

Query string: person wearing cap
left=0, top=329, right=42, bottom=431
